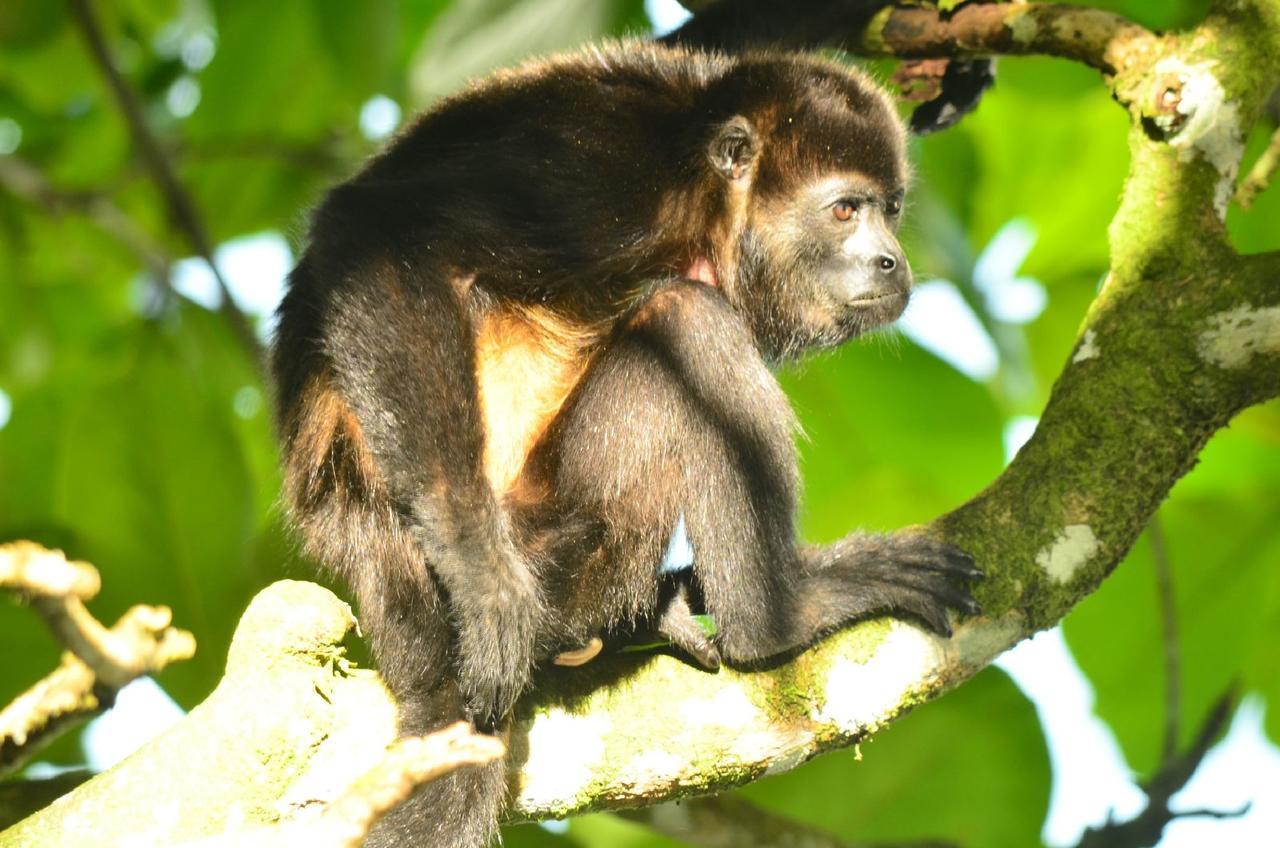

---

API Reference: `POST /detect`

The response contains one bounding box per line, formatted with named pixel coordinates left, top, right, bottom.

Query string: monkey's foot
left=458, top=590, right=542, bottom=729
left=657, top=592, right=721, bottom=671
left=813, top=533, right=983, bottom=639
left=662, top=623, right=721, bottom=671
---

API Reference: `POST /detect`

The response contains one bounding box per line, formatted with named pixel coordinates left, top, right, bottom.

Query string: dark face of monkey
left=705, top=67, right=913, bottom=360
left=743, top=173, right=910, bottom=358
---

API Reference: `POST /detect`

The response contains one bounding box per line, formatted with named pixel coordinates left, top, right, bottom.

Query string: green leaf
left=313, top=1, right=399, bottom=99
left=959, top=58, right=1130, bottom=287
left=545, top=814, right=686, bottom=847
left=781, top=338, right=1005, bottom=542
left=405, top=0, right=642, bottom=107
left=501, top=823, right=581, bottom=847
left=0, top=0, right=64, bottom=47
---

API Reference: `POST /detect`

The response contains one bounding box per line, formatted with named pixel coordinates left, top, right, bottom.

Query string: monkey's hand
left=803, top=533, right=983, bottom=638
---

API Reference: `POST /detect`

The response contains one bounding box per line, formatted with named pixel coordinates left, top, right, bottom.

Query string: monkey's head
left=703, top=57, right=912, bottom=360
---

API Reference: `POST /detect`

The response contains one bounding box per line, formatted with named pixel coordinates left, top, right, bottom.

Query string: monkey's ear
left=708, top=116, right=758, bottom=181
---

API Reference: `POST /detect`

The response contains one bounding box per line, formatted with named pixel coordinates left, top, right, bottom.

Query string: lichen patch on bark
left=1073, top=330, right=1101, bottom=363
left=1198, top=304, right=1280, bottom=369
left=1006, top=8, right=1039, bottom=45
left=1152, top=57, right=1243, bottom=217
left=813, top=625, right=945, bottom=734
left=1035, top=525, right=1099, bottom=585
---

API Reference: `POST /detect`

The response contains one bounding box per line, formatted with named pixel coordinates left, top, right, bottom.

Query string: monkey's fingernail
left=926, top=613, right=953, bottom=638
left=553, top=637, right=604, bottom=667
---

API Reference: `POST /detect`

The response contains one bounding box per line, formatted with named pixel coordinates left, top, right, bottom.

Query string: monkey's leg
left=285, top=487, right=508, bottom=848
left=322, top=268, right=544, bottom=728
left=530, top=281, right=804, bottom=662
left=537, top=281, right=979, bottom=669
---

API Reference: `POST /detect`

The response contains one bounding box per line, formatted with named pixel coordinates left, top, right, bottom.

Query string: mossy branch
left=859, top=3, right=1159, bottom=77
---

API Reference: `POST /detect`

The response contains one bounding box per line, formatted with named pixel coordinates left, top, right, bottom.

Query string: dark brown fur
left=274, top=40, right=978, bottom=848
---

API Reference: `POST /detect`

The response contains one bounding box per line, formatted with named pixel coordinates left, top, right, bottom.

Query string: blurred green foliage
left=1, top=1, right=1277, bottom=845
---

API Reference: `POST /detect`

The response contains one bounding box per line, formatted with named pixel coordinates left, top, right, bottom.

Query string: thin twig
left=619, top=794, right=958, bottom=848
left=172, top=135, right=350, bottom=173
left=1076, top=689, right=1244, bottom=848
left=65, top=0, right=262, bottom=360
left=0, top=542, right=196, bottom=777
left=1148, top=515, right=1181, bottom=766
left=0, top=542, right=100, bottom=600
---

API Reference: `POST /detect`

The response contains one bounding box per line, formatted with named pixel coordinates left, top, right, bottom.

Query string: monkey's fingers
left=896, top=546, right=985, bottom=582
left=894, top=592, right=958, bottom=639
left=908, top=59, right=996, bottom=135
left=856, top=533, right=984, bottom=582
left=862, top=557, right=984, bottom=617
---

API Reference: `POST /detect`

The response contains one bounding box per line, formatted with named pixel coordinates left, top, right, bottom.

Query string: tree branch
left=0, top=154, right=173, bottom=289
left=857, top=4, right=1158, bottom=77
left=1235, top=124, right=1280, bottom=207
left=1076, top=689, right=1245, bottom=848
left=0, top=543, right=195, bottom=778
left=64, top=0, right=262, bottom=360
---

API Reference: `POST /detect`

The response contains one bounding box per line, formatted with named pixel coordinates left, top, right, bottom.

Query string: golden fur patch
left=287, top=373, right=379, bottom=503
left=474, top=306, right=600, bottom=496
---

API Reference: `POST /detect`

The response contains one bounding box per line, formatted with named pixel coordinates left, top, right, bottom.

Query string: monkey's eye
left=886, top=197, right=903, bottom=216
left=832, top=200, right=856, bottom=222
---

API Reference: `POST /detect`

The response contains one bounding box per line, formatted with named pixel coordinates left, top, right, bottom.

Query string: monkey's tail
left=362, top=685, right=509, bottom=848
left=317, top=503, right=510, bottom=848
left=275, top=408, right=508, bottom=844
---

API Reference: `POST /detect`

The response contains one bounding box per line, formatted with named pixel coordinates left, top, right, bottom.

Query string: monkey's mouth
left=846, top=291, right=907, bottom=308
left=835, top=290, right=909, bottom=340
left=847, top=289, right=908, bottom=318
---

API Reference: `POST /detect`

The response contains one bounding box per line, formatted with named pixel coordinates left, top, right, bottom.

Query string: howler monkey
left=272, top=6, right=983, bottom=847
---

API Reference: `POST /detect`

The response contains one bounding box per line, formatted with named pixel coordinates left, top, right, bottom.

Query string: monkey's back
left=303, top=44, right=734, bottom=298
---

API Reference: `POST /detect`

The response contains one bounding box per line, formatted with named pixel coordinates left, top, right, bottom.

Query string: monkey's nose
left=872, top=250, right=908, bottom=289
